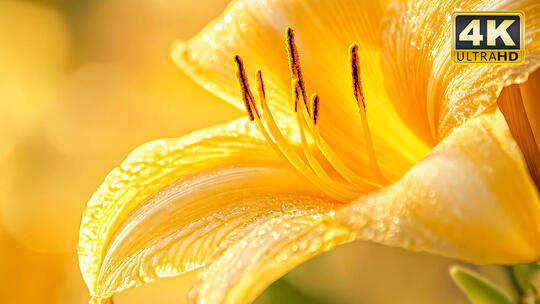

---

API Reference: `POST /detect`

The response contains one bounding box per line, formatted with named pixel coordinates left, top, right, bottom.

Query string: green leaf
left=511, top=263, right=540, bottom=295
left=450, top=266, right=515, bottom=304
left=254, top=277, right=333, bottom=304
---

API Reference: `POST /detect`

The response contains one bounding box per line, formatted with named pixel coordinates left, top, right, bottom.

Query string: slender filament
left=232, top=29, right=390, bottom=201
left=350, top=44, right=387, bottom=184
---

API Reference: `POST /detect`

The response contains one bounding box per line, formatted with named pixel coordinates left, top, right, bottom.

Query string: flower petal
left=183, top=107, right=539, bottom=304
left=172, top=0, right=429, bottom=182
left=497, top=83, right=539, bottom=187
left=172, top=0, right=387, bottom=120
left=188, top=206, right=353, bottom=304
left=336, top=107, right=540, bottom=264
left=518, top=69, right=540, bottom=152
left=77, top=117, right=333, bottom=299
left=383, top=0, right=540, bottom=142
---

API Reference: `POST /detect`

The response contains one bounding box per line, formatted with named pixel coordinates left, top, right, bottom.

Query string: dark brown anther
left=350, top=44, right=366, bottom=110
left=234, top=55, right=259, bottom=121
left=256, top=70, right=266, bottom=98
left=312, top=94, right=319, bottom=125
left=293, top=80, right=300, bottom=113
left=286, top=27, right=309, bottom=114
left=256, top=70, right=266, bottom=109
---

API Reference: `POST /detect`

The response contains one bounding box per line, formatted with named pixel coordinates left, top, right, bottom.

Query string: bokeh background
left=0, top=0, right=481, bottom=303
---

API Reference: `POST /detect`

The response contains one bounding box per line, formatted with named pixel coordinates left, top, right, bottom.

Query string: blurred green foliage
left=451, top=263, right=540, bottom=304
left=255, top=278, right=333, bottom=304
left=450, top=266, right=514, bottom=304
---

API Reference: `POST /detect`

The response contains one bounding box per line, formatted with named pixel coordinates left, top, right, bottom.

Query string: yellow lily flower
left=78, top=0, right=540, bottom=303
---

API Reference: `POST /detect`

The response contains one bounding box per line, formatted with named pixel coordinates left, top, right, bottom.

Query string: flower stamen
left=294, top=82, right=359, bottom=194
left=234, top=55, right=258, bottom=121
left=234, top=55, right=355, bottom=200
left=296, top=83, right=380, bottom=190
left=256, top=70, right=266, bottom=109
left=350, top=44, right=388, bottom=184
left=286, top=30, right=382, bottom=189
left=286, top=27, right=309, bottom=114
left=308, top=112, right=381, bottom=188
left=233, top=29, right=391, bottom=201
left=311, top=94, right=319, bottom=125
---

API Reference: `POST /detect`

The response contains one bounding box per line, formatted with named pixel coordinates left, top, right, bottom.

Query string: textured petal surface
left=185, top=107, right=540, bottom=304
left=77, top=117, right=334, bottom=299
left=172, top=0, right=429, bottom=182
left=336, top=107, right=540, bottom=264
left=81, top=0, right=540, bottom=302
left=383, top=0, right=540, bottom=143
left=189, top=208, right=353, bottom=304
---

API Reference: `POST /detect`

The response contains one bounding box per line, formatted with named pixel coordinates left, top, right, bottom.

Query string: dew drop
left=281, top=201, right=295, bottom=213
left=310, top=238, right=322, bottom=251
left=277, top=253, right=288, bottom=261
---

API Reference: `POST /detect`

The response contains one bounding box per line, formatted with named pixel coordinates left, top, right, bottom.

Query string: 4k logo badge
left=452, top=12, right=524, bottom=64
